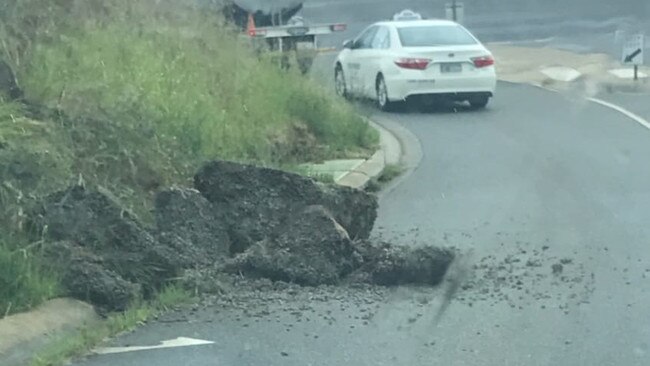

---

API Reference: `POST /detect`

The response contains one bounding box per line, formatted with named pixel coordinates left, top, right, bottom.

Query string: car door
left=358, top=26, right=392, bottom=98
left=346, top=25, right=378, bottom=95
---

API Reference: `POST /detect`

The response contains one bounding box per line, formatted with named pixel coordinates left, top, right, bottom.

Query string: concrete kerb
left=336, top=117, right=402, bottom=189
left=0, top=298, right=99, bottom=366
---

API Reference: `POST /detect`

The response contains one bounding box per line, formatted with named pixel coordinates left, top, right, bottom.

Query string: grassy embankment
left=0, top=0, right=377, bottom=316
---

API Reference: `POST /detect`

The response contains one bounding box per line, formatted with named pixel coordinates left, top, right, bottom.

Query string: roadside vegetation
left=0, top=239, right=60, bottom=316
left=366, top=163, right=405, bottom=192
left=0, top=0, right=377, bottom=316
left=30, top=285, right=192, bottom=366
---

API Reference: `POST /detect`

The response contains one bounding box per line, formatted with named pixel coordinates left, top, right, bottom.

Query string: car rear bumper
left=384, top=71, right=497, bottom=101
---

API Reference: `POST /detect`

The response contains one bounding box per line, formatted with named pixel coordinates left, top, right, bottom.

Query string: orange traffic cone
left=247, top=14, right=256, bottom=36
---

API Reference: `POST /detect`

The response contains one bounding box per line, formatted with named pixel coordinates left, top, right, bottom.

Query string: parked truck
left=219, top=0, right=346, bottom=73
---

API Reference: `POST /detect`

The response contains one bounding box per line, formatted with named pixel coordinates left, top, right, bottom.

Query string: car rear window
left=397, top=25, right=478, bottom=47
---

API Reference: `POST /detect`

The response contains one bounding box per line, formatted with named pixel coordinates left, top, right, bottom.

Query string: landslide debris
left=353, top=241, right=455, bottom=286
left=222, top=205, right=360, bottom=286
left=28, top=185, right=180, bottom=290
left=27, top=161, right=454, bottom=310
left=42, top=241, right=140, bottom=311
left=154, top=187, right=232, bottom=262
left=194, top=160, right=378, bottom=248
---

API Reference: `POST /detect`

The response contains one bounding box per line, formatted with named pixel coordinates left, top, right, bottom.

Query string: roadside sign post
left=452, top=0, right=457, bottom=21
left=621, top=33, right=644, bottom=81
left=445, top=1, right=464, bottom=23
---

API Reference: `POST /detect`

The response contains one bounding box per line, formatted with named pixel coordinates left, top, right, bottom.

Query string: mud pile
left=222, top=205, right=360, bottom=285
left=29, top=186, right=183, bottom=310
left=193, top=160, right=377, bottom=248
left=353, top=241, right=455, bottom=286
left=28, top=161, right=454, bottom=310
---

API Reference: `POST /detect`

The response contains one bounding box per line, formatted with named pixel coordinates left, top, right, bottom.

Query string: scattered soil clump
left=352, top=241, right=455, bottom=286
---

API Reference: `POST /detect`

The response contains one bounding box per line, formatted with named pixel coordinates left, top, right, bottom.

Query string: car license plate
left=440, top=63, right=462, bottom=73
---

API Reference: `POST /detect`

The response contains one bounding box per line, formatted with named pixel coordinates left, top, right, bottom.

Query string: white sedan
left=334, top=17, right=497, bottom=110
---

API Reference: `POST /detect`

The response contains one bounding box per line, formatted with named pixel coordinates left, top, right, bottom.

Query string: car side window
left=371, top=26, right=391, bottom=49
left=355, top=26, right=378, bottom=49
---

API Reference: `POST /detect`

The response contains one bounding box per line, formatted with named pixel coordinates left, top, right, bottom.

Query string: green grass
left=303, top=172, right=336, bottom=184
left=9, top=0, right=377, bottom=164
left=30, top=285, right=193, bottom=366
left=366, top=164, right=405, bottom=193
left=0, top=0, right=378, bottom=316
left=0, top=0, right=378, bottom=223
left=0, top=242, right=61, bottom=316
left=286, top=164, right=336, bottom=184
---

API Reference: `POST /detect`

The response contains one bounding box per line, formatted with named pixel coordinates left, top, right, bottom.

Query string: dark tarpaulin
left=223, top=0, right=304, bottom=28
left=231, top=0, right=303, bottom=14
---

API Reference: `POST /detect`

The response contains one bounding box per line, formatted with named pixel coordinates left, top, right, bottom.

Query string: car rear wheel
left=376, top=75, right=397, bottom=112
left=335, top=66, right=349, bottom=99
left=468, top=95, right=490, bottom=109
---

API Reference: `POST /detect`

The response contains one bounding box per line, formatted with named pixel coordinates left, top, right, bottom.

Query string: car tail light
left=330, top=23, right=347, bottom=32
left=395, top=58, right=431, bottom=70
left=472, top=55, right=495, bottom=68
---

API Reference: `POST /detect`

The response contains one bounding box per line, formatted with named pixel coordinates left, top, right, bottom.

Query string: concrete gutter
left=336, top=118, right=402, bottom=189
left=0, top=298, right=99, bottom=366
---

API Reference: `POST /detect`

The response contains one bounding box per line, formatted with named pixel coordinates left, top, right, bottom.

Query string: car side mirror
left=343, top=39, right=354, bottom=49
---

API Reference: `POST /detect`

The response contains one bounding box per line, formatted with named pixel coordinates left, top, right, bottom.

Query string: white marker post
left=622, top=33, right=644, bottom=81
left=445, top=1, right=464, bottom=24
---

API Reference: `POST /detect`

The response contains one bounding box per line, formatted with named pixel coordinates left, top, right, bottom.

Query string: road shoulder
left=0, top=298, right=98, bottom=366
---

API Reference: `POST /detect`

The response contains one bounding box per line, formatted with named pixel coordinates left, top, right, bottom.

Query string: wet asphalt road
left=73, top=2, right=650, bottom=365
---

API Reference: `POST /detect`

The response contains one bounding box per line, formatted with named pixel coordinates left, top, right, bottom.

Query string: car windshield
left=397, top=25, right=478, bottom=47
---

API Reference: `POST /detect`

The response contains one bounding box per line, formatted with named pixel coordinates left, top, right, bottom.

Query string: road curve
left=371, top=83, right=650, bottom=365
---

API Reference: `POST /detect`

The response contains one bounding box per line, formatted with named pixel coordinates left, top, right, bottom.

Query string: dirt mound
left=194, top=160, right=377, bottom=252
left=28, top=185, right=185, bottom=308
left=352, top=241, right=455, bottom=286
left=223, top=205, right=361, bottom=285
left=29, top=185, right=181, bottom=284
left=43, top=241, right=139, bottom=311
left=154, top=187, right=231, bottom=261
left=26, top=162, right=454, bottom=310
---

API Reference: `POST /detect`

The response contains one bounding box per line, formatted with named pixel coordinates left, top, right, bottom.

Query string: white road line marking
left=93, top=337, right=214, bottom=355
left=528, top=82, right=650, bottom=131
left=587, top=97, right=650, bottom=130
